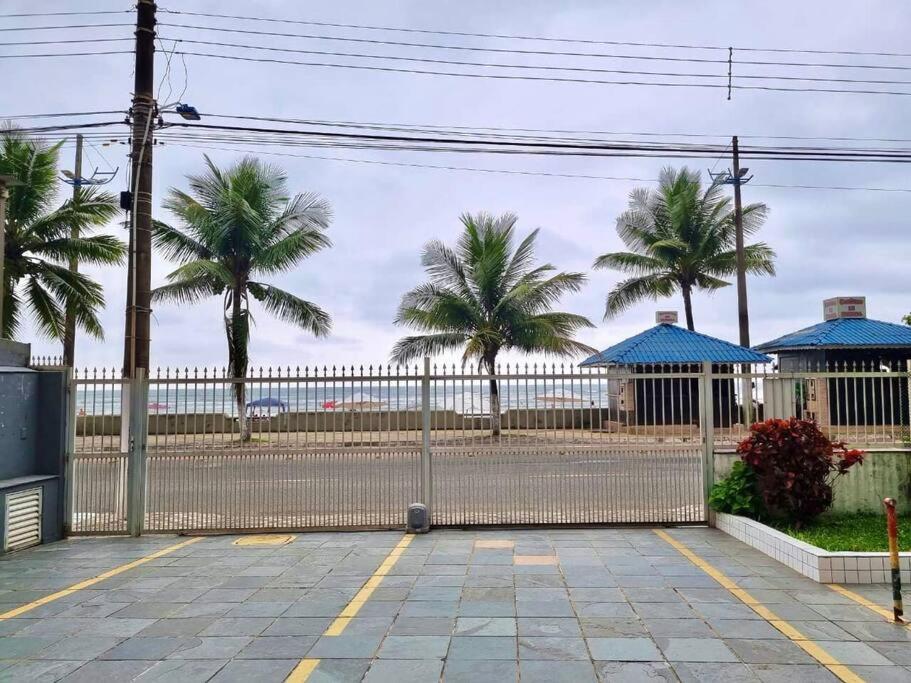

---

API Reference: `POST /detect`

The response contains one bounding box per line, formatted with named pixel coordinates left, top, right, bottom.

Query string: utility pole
left=62, top=134, right=83, bottom=367
left=731, top=136, right=749, bottom=348
left=123, top=0, right=156, bottom=378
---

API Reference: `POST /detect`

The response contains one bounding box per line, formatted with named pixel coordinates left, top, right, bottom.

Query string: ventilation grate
left=4, top=488, right=42, bottom=552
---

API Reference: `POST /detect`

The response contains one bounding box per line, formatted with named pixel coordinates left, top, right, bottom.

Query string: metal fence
left=36, top=358, right=910, bottom=534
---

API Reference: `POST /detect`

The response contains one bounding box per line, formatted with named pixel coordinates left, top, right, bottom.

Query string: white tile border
left=715, top=512, right=911, bottom=584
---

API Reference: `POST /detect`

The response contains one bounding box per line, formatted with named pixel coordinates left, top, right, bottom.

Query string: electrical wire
left=159, top=22, right=911, bottom=72
left=163, top=140, right=911, bottom=192
left=157, top=9, right=911, bottom=59
left=0, top=110, right=126, bottom=120
left=0, top=23, right=133, bottom=32
left=0, top=50, right=132, bottom=59
left=155, top=38, right=911, bottom=87
left=0, top=10, right=131, bottom=18
left=169, top=51, right=911, bottom=97
left=0, top=38, right=133, bottom=47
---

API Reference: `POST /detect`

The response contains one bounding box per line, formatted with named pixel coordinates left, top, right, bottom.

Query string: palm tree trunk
left=682, top=284, right=695, bottom=331
left=227, top=287, right=250, bottom=442
left=484, top=354, right=501, bottom=437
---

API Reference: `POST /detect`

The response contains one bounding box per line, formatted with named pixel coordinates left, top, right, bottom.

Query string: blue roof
left=580, top=323, right=771, bottom=366
left=755, top=317, right=911, bottom=353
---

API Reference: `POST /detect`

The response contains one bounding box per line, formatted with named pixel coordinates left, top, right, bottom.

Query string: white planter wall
left=715, top=512, right=911, bottom=584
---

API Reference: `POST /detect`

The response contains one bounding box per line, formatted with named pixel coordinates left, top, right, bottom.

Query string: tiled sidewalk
left=0, top=528, right=909, bottom=682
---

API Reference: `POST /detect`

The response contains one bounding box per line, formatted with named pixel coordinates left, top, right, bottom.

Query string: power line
left=0, top=38, right=133, bottom=47
left=164, top=140, right=911, bottom=192
left=157, top=9, right=911, bottom=59
left=160, top=22, right=911, bottom=72
left=0, top=50, right=132, bottom=59
left=159, top=38, right=911, bottom=87
left=0, top=23, right=133, bottom=32
left=0, top=110, right=125, bottom=120
left=0, top=10, right=131, bottom=18
left=170, top=51, right=911, bottom=97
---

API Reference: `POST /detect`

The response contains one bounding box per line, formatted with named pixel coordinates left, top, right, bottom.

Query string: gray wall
left=0, top=367, right=68, bottom=552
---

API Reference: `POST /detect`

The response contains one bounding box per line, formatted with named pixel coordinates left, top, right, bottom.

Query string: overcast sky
left=3, top=1, right=910, bottom=371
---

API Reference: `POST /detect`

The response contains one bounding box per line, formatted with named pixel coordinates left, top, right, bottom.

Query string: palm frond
left=152, top=219, right=212, bottom=262
left=593, top=251, right=666, bottom=275
left=253, top=227, right=331, bottom=275
left=35, top=235, right=126, bottom=266
left=605, top=274, right=677, bottom=319
left=390, top=333, right=468, bottom=364
left=247, top=282, right=331, bottom=337
left=151, top=275, right=223, bottom=305
left=25, top=276, right=64, bottom=340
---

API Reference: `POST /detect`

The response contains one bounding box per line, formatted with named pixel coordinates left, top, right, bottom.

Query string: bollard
left=883, top=498, right=904, bottom=622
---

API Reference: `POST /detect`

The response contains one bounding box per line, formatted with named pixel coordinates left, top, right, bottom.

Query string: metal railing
left=29, top=357, right=909, bottom=534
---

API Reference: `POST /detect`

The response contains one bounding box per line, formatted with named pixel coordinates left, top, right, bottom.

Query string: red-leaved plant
left=737, top=418, right=864, bottom=527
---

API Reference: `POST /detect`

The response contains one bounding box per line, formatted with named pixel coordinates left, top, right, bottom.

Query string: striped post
left=883, top=498, right=904, bottom=622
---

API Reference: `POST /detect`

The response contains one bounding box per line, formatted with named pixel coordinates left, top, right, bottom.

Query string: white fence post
left=63, top=367, right=77, bottom=536
left=699, top=361, right=716, bottom=526
left=421, top=357, right=432, bottom=526
left=127, top=368, right=149, bottom=536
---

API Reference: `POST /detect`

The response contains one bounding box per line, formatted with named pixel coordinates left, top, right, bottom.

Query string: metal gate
left=65, top=361, right=721, bottom=534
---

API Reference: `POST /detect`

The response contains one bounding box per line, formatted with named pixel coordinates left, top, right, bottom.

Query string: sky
left=3, top=0, right=910, bottom=371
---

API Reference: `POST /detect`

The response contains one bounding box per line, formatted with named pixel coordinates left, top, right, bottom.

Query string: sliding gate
left=68, top=363, right=716, bottom=533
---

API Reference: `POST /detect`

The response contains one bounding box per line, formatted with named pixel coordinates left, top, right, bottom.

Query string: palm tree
left=152, top=155, right=332, bottom=440
left=1, top=132, right=124, bottom=342
left=594, top=167, right=775, bottom=331
left=392, top=212, right=595, bottom=435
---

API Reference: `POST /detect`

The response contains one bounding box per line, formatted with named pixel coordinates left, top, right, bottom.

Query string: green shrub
left=709, top=461, right=761, bottom=517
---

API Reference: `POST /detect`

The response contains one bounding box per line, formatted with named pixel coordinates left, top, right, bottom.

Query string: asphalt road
left=72, top=446, right=705, bottom=533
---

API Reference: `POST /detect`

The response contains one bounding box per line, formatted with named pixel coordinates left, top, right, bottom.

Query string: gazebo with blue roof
left=754, top=297, right=911, bottom=428
left=581, top=312, right=770, bottom=427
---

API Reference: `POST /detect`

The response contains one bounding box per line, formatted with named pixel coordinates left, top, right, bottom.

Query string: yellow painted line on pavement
left=0, top=536, right=203, bottom=621
left=827, top=583, right=909, bottom=627
left=286, top=658, right=320, bottom=682
left=324, top=534, right=414, bottom=636
left=285, top=534, right=415, bottom=681
left=653, top=530, right=865, bottom=683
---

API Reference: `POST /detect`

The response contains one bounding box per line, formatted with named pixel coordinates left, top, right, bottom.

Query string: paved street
left=0, top=528, right=909, bottom=682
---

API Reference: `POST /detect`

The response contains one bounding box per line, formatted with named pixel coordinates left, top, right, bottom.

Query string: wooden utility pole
left=732, top=136, right=749, bottom=348
left=62, top=134, right=83, bottom=367
left=123, top=0, right=156, bottom=377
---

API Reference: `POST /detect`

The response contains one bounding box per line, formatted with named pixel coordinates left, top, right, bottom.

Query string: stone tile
left=644, top=618, right=714, bottom=638
left=335, top=617, right=393, bottom=636
left=283, top=600, right=350, bottom=618
left=133, top=659, right=230, bottom=682
left=707, top=619, right=786, bottom=639
left=586, top=637, right=662, bottom=661
left=782, top=620, right=856, bottom=642
left=574, top=601, right=635, bottom=618
left=622, top=588, right=682, bottom=603
left=520, top=659, right=598, bottom=682
left=199, top=617, right=273, bottom=636
left=363, top=658, right=444, bottom=683
left=849, top=666, right=911, bottom=682
left=235, top=635, right=317, bottom=659
left=262, top=617, right=333, bottom=636
left=514, top=555, right=558, bottom=565
left=458, top=601, right=516, bottom=617
left=579, top=617, right=648, bottom=638
left=0, top=635, right=60, bottom=659
left=447, top=635, right=517, bottom=659
left=517, top=617, right=581, bottom=638
left=835, top=620, right=911, bottom=642
left=137, top=617, right=216, bottom=637
left=209, top=658, right=297, bottom=682
left=813, top=641, right=893, bottom=666
left=594, top=661, right=677, bottom=681
left=303, top=659, right=372, bottom=683
left=518, top=636, right=588, bottom=660
left=377, top=635, right=450, bottom=659
left=199, top=588, right=258, bottom=603
left=171, top=602, right=235, bottom=618
left=59, top=660, right=155, bottom=682
left=454, top=617, right=516, bottom=636
left=673, top=662, right=760, bottom=682
left=110, top=603, right=183, bottom=619
left=399, top=601, right=459, bottom=618
left=408, top=586, right=461, bottom=601
left=388, top=617, right=454, bottom=636
left=568, top=588, right=624, bottom=603
left=0, top=660, right=85, bottom=682
left=724, top=638, right=815, bottom=665
left=656, top=637, right=738, bottom=663
left=225, top=601, right=292, bottom=617
left=633, top=601, right=700, bottom=619
left=869, top=641, right=911, bottom=666
left=442, top=658, right=519, bottom=682
left=166, top=636, right=253, bottom=659
left=307, top=633, right=384, bottom=659
left=100, top=636, right=194, bottom=660
left=749, top=663, right=840, bottom=682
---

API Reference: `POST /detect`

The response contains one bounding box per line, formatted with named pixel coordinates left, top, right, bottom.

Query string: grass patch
left=770, top=513, right=911, bottom=552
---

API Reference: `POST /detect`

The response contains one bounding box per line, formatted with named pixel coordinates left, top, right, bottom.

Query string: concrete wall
left=77, top=407, right=609, bottom=436
left=714, top=449, right=911, bottom=515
